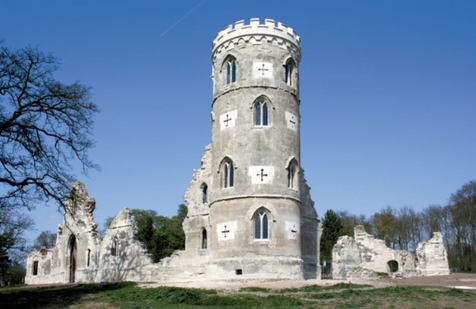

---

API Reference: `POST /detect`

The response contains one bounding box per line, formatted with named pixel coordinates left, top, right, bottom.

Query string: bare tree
left=32, top=230, right=57, bottom=250
left=336, top=210, right=371, bottom=237
left=396, top=206, right=423, bottom=251
left=422, top=204, right=444, bottom=240
left=371, top=206, right=398, bottom=249
left=449, top=180, right=476, bottom=271
left=0, top=41, right=99, bottom=211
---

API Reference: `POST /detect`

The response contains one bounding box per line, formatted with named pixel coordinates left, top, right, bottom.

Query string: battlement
left=212, top=18, right=301, bottom=54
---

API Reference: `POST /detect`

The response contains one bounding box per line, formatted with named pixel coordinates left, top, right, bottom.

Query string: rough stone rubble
left=332, top=225, right=450, bottom=280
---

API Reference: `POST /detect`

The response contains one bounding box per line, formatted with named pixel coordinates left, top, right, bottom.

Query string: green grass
left=1, top=282, right=475, bottom=309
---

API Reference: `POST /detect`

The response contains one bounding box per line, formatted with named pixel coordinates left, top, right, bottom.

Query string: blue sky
left=0, top=0, right=474, bottom=242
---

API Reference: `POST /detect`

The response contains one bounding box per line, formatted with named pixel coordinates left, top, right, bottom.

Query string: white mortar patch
left=248, top=166, right=274, bottom=184
left=253, top=62, right=273, bottom=79
left=286, top=221, right=300, bottom=240
left=220, top=110, right=237, bottom=130
left=217, top=222, right=236, bottom=241
left=285, top=111, right=298, bottom=131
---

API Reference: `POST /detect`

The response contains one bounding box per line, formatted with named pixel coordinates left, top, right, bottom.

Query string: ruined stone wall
left=25, top=181, right=100, bottom=284
left=25, top=182, right=162, bottom=284
left=95, top=208, right=161, bottom=282
left=182, top=144, right=212, bottom=260
left=332, top=226, right=450, bottom=280
left=25, top=247, right=65, bottom=284
left=300, top=169, right=320, bottom=279
left=416, top=232, right=450, bottom=276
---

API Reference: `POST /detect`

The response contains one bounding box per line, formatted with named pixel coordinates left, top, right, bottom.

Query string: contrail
left=160, top=0, right=207, bottom=37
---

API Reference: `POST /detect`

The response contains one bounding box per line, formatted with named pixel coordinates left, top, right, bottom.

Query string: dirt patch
left=386, top=273, right=476, bottom=289
left=141, top=278, right=392, bottom=291
left=140, top=273, right=476, bottom=291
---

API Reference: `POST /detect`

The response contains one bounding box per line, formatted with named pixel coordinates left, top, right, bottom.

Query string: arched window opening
left=255, top=211, right=269, bottom=240
left=69, top=235, right=77, bottom=283
left=111, top=236, right=118, bottom=256
left=202, top=184, right=208, bottom=203
left=387, top=260, right=399, bottom=273
left=255, top=101, right=269, bottom=126
left=285, top=59, right=295, bottom=86
left=201, top=228, right=208, bottom=249
left=287, top=160, right=299, bottom=189
left=221, top=158, right=234, bottom=188
left=226, top=57, right=236, bottom=84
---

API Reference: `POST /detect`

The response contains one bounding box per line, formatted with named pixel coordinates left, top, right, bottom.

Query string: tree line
left=320, top=180, right=476, bottom=272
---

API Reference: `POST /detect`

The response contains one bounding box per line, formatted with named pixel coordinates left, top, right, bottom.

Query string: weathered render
left=25, top=19, right=320, bottom=284
left=332, top=226, right=450, bottom=280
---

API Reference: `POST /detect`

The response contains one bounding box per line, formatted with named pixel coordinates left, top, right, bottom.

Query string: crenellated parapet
left=212, top=18, right=301, bottom=63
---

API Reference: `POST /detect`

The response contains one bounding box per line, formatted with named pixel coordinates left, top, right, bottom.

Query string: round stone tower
left=203, top=18, right=318, bottom=279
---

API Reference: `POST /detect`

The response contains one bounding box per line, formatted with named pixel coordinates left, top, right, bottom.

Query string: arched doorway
left=69, top=235, right=77, bottom=283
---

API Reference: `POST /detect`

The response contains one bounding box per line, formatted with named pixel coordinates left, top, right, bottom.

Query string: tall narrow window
left=201, top=228, right=208, bottom=249
left=226, top=57, right=236, bottom=84
left=221, top=158, right=234, bottom=188
left=111, top=237, right=118, bottom=256
left=255, top=101, right=268, bottom=126
left=87, top=249, right=91, bottom=267
left=33, top=261, right=39, bottom=276
left=255, top=211, right=269, bottom=239
left=285, top=59, right=295, bottom=86
left=287, top=159, right=299, bottom=189
left=202, top=184, right=208, bottom=203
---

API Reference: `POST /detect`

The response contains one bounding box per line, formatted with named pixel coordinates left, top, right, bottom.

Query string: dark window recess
left=33, top=261, right=39, bottom=276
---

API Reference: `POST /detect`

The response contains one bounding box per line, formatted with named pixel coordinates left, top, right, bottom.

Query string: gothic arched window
left=225, top=56, right=236, bottom=84
left=255, top=101, right=269, bottom=126
left=111, top=236, right=118, bottom=256
left=255, top=210, right=269, bottom=239
left=201, top=183, right=208, bottom=203
left=220, top=158, right=234, bottom=188
left=287, top=159, right=299, bottom=189
left=285, top=58, right=295, bottom=86
left=201, top=228, right=208, bottom=249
